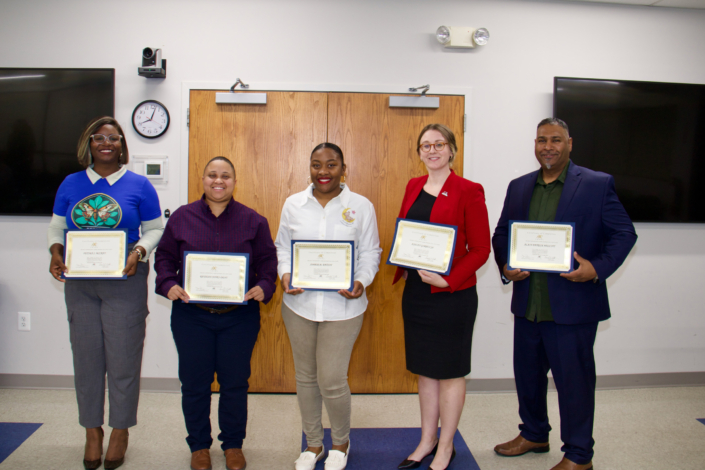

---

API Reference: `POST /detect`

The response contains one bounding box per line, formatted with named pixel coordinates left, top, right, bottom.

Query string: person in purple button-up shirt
left=154, top=156, right=276, bottom=470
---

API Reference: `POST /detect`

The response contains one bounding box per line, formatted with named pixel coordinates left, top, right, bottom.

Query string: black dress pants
left=513, top=316, right=598, bottom=465
left=171, top=300, right=260, bottom=452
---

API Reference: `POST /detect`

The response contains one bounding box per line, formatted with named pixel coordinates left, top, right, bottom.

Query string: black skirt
left=400, top=190, right=478, bottom=380
left=402, top=275, right=477, bottom=379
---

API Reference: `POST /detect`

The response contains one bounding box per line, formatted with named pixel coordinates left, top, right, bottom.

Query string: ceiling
left=562, top=0, right=705, bottom=8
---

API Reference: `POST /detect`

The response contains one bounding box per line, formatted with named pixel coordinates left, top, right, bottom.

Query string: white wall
left=1, top=0, right=704, bottom=381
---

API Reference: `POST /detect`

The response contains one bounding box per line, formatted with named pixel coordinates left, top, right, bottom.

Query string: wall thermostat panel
left=131, top=155, right=169, bottom=185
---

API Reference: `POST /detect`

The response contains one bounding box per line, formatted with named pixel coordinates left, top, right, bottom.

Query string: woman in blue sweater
left=47, top=116, right=163, bottom=470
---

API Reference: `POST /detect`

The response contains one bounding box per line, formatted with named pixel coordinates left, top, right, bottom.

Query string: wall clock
left=132, top=100, right=170, bottom=138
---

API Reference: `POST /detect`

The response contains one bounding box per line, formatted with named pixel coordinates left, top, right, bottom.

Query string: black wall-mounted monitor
left=0, top=68, right=114, bottom=216
left=554, top=77, right=705, bottom=223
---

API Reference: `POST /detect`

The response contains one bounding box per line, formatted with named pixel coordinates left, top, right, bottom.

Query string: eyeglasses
left=419, top=142, right=448, bottom=153
left=90, top=134, right=122, bottom=144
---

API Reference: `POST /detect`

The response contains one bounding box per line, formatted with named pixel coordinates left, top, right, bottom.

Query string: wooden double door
left=188, top=90, right=464, bottom=393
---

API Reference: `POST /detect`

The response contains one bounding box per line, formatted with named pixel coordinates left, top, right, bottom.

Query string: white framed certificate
left=62, top=229, right=128, bottom=279
left=507, top=221, right=575, bottom=273
left=290, top=240, right=354, bottom=291
left=386, top=218, right=457, bottom=275
left=183, top=252, right=249, bottom=304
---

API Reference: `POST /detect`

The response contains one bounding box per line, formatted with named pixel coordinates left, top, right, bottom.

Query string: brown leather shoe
left=104, top=428, right=129, bottom=469
left=549, top=456, right=593, bottom=470
left=224, top=448, right=246, bottom=470
left=83, top=427, right=103, bottom=470
left=494, top=434, right=550, bottom=457
left=190, top=449, right=212, bottom=470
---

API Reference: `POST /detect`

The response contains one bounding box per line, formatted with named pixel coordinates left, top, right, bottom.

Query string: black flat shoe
left=429, top=446, right=456, bottom=470
left=397, top=442, right=439, bottom=469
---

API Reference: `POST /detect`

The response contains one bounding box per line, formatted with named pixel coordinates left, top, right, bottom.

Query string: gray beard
left=545, top=162, right=552, bottom=170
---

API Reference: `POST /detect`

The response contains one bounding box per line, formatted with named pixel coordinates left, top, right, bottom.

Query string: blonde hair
left=416, top=123, right=458, bottom=166
left=76, top=116, right=129, bottom=168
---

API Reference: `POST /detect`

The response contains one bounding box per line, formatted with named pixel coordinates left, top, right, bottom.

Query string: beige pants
left=281, top=303, right=364, bottom=447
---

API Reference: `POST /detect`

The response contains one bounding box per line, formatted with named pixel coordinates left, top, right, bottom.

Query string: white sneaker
left=324, top=441, right=349, bottom=470
left=294, top=445, right=325, bottom=470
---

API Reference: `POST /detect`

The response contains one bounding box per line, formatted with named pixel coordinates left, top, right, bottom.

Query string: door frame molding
left=179, top=81, right=473, bottom=206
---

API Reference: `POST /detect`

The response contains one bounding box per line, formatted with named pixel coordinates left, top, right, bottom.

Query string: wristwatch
left=130, top=248, right=144, bottom=262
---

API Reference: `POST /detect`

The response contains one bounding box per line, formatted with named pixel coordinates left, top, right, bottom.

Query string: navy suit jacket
left=492, top=162, right=637, bottom=325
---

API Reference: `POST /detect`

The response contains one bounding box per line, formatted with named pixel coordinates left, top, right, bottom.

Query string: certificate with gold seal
left=387, top=218, right=457, bottom=275
left=507, top=221, right=575, bottom=273
left=62, top=229, right=128, bottom=279
left=290, top=240, right=354, bottom=291
left=183, top=252, right=249, bottom=304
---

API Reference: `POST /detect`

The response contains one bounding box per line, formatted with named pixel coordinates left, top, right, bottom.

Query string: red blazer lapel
left=429, top=170, right=460, bottom=226
left=399, top=175, right=428, bottom=218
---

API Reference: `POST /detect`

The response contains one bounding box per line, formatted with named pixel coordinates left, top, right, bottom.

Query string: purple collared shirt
left=154, top=196, right=277, bottom=304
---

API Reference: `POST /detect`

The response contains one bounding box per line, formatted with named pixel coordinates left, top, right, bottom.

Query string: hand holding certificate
left=507, top=221, right=575, bottom=273
left=183, top=252, right=249, bottom=304
left=387, top=219, right=457, bottom=275
left=62, top=229, right=128, bottom=279
left=290, top=240, right=354, bottom=291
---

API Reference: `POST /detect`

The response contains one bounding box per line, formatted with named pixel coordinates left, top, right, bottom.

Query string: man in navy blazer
left=492, top=118, right=637, bottom=470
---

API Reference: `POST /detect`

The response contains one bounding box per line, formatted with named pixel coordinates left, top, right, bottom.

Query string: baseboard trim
left=0, top=374, right=182, bottom=393
left=465, top=372, right=705, bottom=393
left=140, top=377, right=182, bottom=393
left=1, top=372, right=703, bottom=394
left=0, top=374, right=76, bottom=390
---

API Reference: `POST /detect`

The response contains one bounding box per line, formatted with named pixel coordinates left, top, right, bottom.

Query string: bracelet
left=130, top=248, right=144, bottom=262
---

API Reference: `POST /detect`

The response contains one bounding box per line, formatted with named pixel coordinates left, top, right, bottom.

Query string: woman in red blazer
left=394, top=124, right=491, bottom=470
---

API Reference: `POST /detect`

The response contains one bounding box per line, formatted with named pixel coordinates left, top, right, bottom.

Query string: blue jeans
left=171, top=300, right=260, bottom=452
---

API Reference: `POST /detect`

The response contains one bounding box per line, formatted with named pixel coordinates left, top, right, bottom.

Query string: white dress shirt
left=275, top=184, right=382, bottom=322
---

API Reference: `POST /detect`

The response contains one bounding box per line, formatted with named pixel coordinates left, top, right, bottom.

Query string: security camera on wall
left=138, top=47, right=166, bottom=78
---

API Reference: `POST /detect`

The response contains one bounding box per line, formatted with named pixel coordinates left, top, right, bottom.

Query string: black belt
left=197, top=304, right=239, bottom=314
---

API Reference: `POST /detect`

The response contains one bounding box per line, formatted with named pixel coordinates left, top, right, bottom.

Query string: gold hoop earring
left=341, top=175, right=346, bottom=183
left=306, top=176, right=311, bottom=185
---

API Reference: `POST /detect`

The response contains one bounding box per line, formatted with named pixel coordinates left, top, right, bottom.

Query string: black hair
left=537, top=118, right=570, bottom=136
left=311, top=143, right=344, bottom=165
left=204, top=156, right=236, bottom=176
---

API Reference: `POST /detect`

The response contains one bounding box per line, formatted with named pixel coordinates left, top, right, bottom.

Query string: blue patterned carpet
left=0, top=422, right=43, bottom=464
left=300, top=427, right=480, bottom=470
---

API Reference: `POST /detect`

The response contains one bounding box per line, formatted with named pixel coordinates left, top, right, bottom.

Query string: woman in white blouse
left=275, top=143, right=382, bottom=470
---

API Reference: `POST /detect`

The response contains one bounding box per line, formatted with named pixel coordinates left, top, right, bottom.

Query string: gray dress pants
left=64, top=260, right=149, bottom=429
